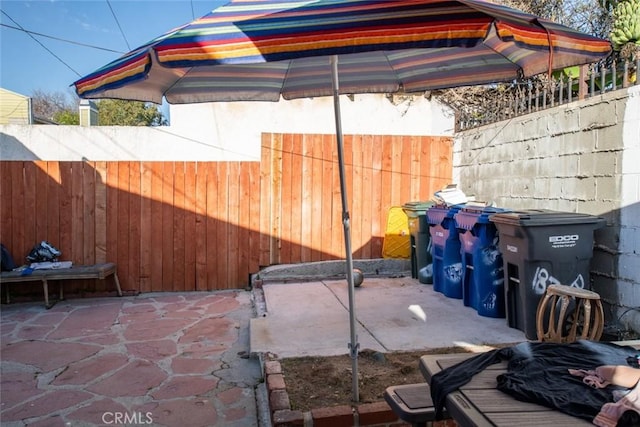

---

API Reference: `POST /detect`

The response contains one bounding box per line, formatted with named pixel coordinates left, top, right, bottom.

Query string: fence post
left=578, top=65, right=588, bottom=100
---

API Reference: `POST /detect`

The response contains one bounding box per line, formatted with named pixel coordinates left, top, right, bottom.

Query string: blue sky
left=1, top=0, right=225, bottom=101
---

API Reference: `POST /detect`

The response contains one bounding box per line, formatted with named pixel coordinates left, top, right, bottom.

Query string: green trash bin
left=402, top=201, right=435, bottom=284
left=490, top=209, right=605, bottom=340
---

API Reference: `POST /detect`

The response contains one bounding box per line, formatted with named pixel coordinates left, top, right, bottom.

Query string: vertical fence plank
left=370, top=135, right=383, bottom=258
left=400, top=136, right=412, bottom=205
left=205, top=162, right=218, bottom=290
left=310, top=134, right=323, bottom=262
left=329, top=134, right=343, bottom=259
left=34, top=161, right=49, bottom=248
left=116, top=162, right=130, bottom=292
left=269, top=134, right=283, bottom=265
left=296, top=133, right=308, bottom=262
left=139, top=162, right=152, bottom=293
left=380, top=135, right=393, bottom=233
left=162, top=162, right=174, bottom=292
left=320, top=134, right=334, bottom=259
left=351, top=135, right=363, bottom=258
left=227, top=162, right=240, bottom=289
left=22, top=162, right=37, bottom=258
left=237, top=162, right=251, bottom=288
left=95, top=162, right=108, bottom=264
left=150, top=162, right=164, bottom=292
left=84, top=162, right=97, bottom=267
left=248, top=161, right=262, bottom=276
left=84, top=160, right=100, bottom=292
left=71, top=161, right=84, bottom=265
left=184, top=162, right=197, bottom=291
left=173, top=162, right=186, bottom=293
left=360, top=135, right=373, bottom=258
left=259, top=135, right=273, bottom=268
left=0, top=162, right=14, bottom=251
left=290, top=134, right=307, bottom=262
left=195, top=162, right=208, bottom=291
left=215, top=162, right=229, bottom=288
left=59, top=162, right=73, bottom=267
left=106, top=162, right=119, bottom=284
left=280, top=134, right=293, bottom=264
left=47, top=162, right=60, bottom=252
left=128, top=162, right=141, bottom=292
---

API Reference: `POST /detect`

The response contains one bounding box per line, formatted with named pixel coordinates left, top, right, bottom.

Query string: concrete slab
left=250, top=277, right=526, bottom=358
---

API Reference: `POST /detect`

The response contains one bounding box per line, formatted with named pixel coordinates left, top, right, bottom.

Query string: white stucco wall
left=619, top=87, right=640, bottom=333
left=0, top=94, right=453, bottom=162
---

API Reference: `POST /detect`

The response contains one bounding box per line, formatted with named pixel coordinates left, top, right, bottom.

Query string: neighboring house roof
left=0, top=87, right=57, bottom=125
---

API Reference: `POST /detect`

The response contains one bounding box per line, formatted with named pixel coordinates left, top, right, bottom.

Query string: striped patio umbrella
left=73, top=0, right=611, bottom=403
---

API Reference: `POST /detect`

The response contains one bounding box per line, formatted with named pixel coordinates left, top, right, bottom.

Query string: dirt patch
left=280, top=346, right=476, bottom=411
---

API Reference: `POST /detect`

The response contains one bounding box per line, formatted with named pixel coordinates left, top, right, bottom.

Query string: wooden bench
left=0, top=263, right=122, bottom=308
left=384, top=383, right=446, bottom=427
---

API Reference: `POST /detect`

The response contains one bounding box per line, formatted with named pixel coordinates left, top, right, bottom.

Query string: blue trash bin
left=427, top=204, right=464, bottom=298
left=455, top=206, right=510, bottom=318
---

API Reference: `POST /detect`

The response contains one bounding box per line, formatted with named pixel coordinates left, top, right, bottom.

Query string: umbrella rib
left=165, top=66, right=194, bottom=100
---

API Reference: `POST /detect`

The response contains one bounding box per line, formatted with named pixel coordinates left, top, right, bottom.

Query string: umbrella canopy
left=73, top=0, right=611, bottom=403
left=74, top=0, right=611, bottom=104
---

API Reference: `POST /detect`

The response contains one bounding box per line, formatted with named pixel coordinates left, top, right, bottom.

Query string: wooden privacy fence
left=0, top=133, right=452, bottom=295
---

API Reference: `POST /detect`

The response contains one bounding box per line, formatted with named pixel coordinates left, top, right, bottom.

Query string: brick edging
left=264, top=359, right=458, bottom=427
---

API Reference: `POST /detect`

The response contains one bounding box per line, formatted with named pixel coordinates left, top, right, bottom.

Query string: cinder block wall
left=454, top=86, right=640, bottom=335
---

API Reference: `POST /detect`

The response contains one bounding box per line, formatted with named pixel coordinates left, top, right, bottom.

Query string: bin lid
left=402, top=201, right=435, bottom=217
left=427, top=204, right=464, bottom=225
left=455, top=206, right=510, bottom=230
left=489, top=209, right=605, bottom=227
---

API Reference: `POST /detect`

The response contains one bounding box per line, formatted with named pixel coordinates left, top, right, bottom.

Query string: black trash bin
left=490, top=209, right=605, bottom=339
left=402, top=201, right=435, bottom=284
left=454, top=206, right=510, bottom=318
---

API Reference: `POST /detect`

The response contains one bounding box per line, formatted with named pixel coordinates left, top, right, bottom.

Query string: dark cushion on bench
left=384, top=383, right=445, bottom=425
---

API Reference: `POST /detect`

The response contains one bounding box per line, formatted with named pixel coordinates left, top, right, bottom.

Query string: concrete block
left=548, top=107, right=581, bottom=136
left=595, top=176, right=622, bottom=202
left=592, top=276, right=619, bottom=303
left=595, top=126, right=625, bottom=151
left=563, top=177, right=595, bottom=201
left=533, top=177, right=551, bottom=199
left=618, top=254, right=640, bottom=283
left=594, top=224, right=621, bottom=249
left=562, top=132, right=589, bottom=156
left=580, top=100, right=618, bottom=132
left=590, top=250, right=617, bottom=277
left=497, top=122, right=522, bottom=144
left=554, top=198, right=577, bottom=212
left=576, top=200, right=610, bottom=216
left=619, top=226, right=639, bottom=255
left=615, top=280, right=640, bottom=306
left=580, top=151, right=619, bottom=177
left=510, top=177, right=532, bottom=198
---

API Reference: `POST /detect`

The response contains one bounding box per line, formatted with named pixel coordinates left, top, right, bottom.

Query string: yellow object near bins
left=382, top=206, right=411, bottom=259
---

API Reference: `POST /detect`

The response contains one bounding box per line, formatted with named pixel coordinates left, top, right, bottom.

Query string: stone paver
left=0, top=292, right=262, bottom=426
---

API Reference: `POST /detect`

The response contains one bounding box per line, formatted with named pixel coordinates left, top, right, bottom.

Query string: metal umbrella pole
left=330, top=54, right=360, bottom=403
